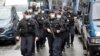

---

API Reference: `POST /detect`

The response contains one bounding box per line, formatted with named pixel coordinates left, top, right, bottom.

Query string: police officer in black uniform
left=33, top=7, right=41, bottom=52
left=52, top=12, right=66, bottom=56
left=44, top=11, right=55, bottom=56
left=67, top=9, right=75, bottom=46
left=35, top=8, right=47, bottom=52
left=61, top=7, right=70, bottom=49
left=27, top=8, right=39, bottom=54
left=38, top=9, right=47, bottom=48
left=44, top=11, right=66, bottom=56
left=16, top=10, right=39, bottom=56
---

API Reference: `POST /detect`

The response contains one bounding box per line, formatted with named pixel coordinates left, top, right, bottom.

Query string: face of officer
left=27, top=9, right=33, bottom=13
left=74, top=16, right=77, bottom=18
left=41, top=10, right=45, bottom=13
left=25, top=15, right=32, bottom=20
left=34, top=11, right=38, bottom=15
left=50, top=13, right=55, bottom=19
left=57, top=14, right=62, bottom=19
left=25, top=13, right=32, bottom=20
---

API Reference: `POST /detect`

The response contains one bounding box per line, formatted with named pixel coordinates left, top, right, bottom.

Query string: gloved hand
left=36, top=36, right=39, bottom=41
left=41, top=17, right=44, bottom=20
left=16, top=36, right=20, bottom=40
left=56, top=30, right=61, bottom=33
left=47, top=28, right=51, bottom=33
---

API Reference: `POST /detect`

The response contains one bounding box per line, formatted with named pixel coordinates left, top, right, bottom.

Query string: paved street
left=0, top=35, right=85, bottom=56
left=0, top=0, right=84, bottom=56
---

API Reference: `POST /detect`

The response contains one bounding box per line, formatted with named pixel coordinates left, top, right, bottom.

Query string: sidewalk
left=0, top=35, right=84, bottom=56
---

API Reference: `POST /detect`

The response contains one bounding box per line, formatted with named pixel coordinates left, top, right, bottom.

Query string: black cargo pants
left=21, top=35, right=34, bottom=56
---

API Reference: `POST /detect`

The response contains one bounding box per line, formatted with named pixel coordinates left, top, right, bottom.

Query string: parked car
left=81, top=0, right=100, bottom=56
left=0, top=6, right=19, bottom=44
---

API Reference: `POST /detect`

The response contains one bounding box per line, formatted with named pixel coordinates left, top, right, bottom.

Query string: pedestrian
left=62, top=8, right=71, bottom=48
left=16, top=10, right=39, bottom=56
left=37, top=9, right=47, bottom=49
left=44, top=11, right=55, bottom=56
left=68, top=10, right=75, bottom=46
left=52, top=12, right=66, bottom=56
left=33, top=7, right=41, bottom=52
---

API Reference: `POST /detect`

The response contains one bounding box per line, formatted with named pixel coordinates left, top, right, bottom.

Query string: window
left=92, top=3, right=100, bottom=20
left=0, top=9, right=11, bottom=19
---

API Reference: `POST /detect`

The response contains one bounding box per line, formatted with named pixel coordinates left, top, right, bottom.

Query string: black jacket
left=44, top=17, right=66, bottom=34
left=16, top=18, right=39, bottom=37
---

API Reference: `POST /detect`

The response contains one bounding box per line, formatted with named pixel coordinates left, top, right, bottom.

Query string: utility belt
left=20, top=32, right=35, bottom=37
left=19, top=29, right=35, bottom=36
left=47, top=28, right=66, bottom=34
left=54, top=31, right=65, bottom=38
left=68, top=24, right=74, bottom=27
